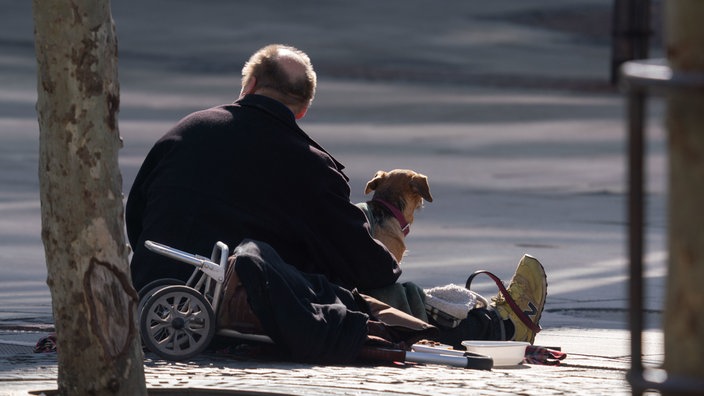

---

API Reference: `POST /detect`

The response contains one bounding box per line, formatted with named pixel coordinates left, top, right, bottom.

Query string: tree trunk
left=32, top=0, right=146, bottom=394
left=663, top=0, right=704, bottom=388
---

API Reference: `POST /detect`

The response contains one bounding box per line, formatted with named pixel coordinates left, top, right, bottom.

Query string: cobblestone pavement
left=0, top=329, right=661, bottom=396
left=0, top=351, right=633, bottom=396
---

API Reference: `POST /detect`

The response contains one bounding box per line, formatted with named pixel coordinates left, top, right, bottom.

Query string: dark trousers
left=430, top=307, right=505, bottom=349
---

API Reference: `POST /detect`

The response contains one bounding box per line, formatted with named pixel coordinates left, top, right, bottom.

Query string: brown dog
left=359, top=169, right=433, bottom=263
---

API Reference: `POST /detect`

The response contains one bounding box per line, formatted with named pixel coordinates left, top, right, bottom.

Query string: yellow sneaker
left=490, top=254, right=547, bottom=344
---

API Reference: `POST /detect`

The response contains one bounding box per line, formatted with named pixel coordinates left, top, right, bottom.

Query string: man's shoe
left=490, top=254, right=547, bottom=344
left=464, top=255, right=548, bottom=343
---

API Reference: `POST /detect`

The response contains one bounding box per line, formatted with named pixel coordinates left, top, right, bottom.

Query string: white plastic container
left=461, top=340, right=530, bottom=366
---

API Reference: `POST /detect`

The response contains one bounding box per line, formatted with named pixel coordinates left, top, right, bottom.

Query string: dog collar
left=372, top=198, right=410, bottom=236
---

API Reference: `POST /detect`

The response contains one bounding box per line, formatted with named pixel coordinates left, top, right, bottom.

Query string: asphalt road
left=0, top=0, right=667, bottom=332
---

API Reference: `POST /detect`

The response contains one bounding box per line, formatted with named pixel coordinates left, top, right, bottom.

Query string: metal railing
left=620, top=58, right=704, bottom=395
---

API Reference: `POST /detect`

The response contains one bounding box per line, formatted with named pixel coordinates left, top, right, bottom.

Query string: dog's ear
left=364, top=170, right=387, bottom=194
left=411, top=174, right=433, bottom=202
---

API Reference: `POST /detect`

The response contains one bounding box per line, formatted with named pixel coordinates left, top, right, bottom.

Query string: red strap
left=372, top=198, right=410, bottom=236
left=466, top=270, right=541, bottom=334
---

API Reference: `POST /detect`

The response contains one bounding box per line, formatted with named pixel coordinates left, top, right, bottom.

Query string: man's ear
left=295, top=105, right=308, bottom=119
left=240, top=77, right=257, bottom=96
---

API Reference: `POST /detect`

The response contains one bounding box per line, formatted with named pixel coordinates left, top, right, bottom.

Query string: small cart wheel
left=138, top=278, right=187, bottom=301
left=137, top=278, right=186, bottom=318
left=139, top=285, right=216, bottom=361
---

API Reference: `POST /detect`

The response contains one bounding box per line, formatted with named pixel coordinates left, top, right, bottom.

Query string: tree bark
left=663, top=0, right=704, bottom=388
left=32, top=0, right=146, bottom=394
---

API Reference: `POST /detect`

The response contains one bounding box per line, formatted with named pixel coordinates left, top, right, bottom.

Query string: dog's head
left=364, top=169, right=433, bottom=225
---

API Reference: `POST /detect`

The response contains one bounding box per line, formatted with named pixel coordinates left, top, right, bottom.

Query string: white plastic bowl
left=461, top=341, right=530, bottom=366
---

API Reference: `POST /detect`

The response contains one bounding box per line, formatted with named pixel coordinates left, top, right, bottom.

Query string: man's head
left=240, top=44, right=317, bottom=119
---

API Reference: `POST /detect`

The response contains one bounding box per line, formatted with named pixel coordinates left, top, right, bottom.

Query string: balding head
left=240, top=44, right=317, bottom=118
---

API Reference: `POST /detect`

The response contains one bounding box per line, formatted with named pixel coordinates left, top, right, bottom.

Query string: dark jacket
left=126, top=94, right=401, bottom=292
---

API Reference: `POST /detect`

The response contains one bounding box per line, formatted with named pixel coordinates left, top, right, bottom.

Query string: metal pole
left=626, top=88, right=646, bottom=395
left=621, top=58, right=704, bottom=395
left=611, top=0, right=651, bottom=84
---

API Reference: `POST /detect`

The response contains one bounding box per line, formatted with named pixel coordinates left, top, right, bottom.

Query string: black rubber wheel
left=137, top=278, right=186, bottom=319
left=139, top=285, right=216, bottom=361
left=138, top=278, right=187, bottom=301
